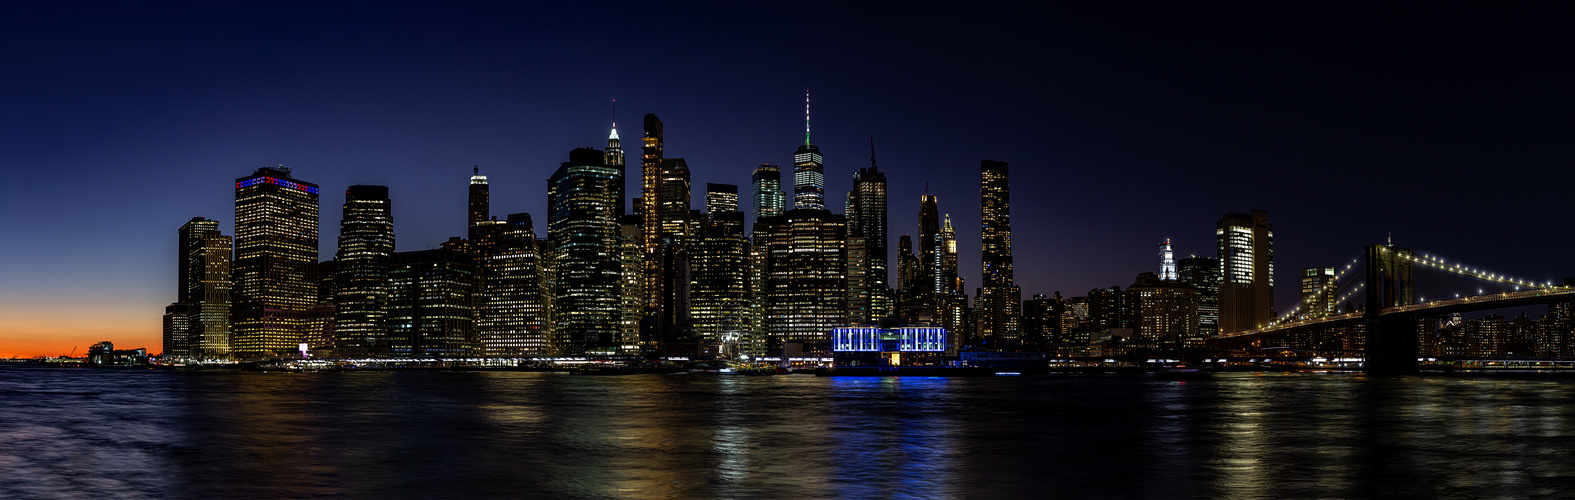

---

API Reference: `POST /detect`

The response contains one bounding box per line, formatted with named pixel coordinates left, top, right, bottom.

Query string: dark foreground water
left=4, top=368, right=1575, bottom=499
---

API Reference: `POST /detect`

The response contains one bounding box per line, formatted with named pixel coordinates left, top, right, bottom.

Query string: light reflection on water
left=5, top=367, right=1575, bottom=499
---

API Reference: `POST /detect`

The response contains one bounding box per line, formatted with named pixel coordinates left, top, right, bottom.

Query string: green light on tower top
left=804, top=89, right=811, bottom=146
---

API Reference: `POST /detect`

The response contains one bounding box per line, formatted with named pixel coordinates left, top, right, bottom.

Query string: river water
left=3, top=366, right=1574, bottom=499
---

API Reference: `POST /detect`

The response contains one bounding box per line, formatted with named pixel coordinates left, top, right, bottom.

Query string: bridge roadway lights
left=1364, top=314, right=1419, bottom=375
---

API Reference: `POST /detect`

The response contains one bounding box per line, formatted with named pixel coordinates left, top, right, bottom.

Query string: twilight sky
left=2, top=2, right=1572, bottom=356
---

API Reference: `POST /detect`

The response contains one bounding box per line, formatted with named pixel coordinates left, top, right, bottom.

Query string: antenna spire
left=869, top=135, right=878, bottom=171
left=804, top=89, right=811, bottom=146
left=473, top=166, right=478, bottom=175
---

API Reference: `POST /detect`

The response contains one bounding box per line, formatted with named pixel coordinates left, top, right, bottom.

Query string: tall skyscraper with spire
left=605, top=102, right=626, bottom=217
left=940, top=214, right=959, bottom=294
left=846, top=137, right=890, bottom=323
left=334, top=185, right=394, bottom=357
left=978, top=159, right=1020, bottom=339
left=793, top=91, right=825, bottom=210
left=232, top=166, right=319, bottom=358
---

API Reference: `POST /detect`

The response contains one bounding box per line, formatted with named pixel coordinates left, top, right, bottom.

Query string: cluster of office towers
left=161, top=106, right=1034, bottom=360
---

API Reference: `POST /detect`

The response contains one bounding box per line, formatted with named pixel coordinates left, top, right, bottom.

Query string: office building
left=175, top=217, right=232, bottom=360
left=468, top=167, right=488, bottom=240
left=641, top=114, right=665, bottom=311
left=752, top=164, right=785, bottom=226
left=232, top=167, right=319, bottom=358
left=333, top=185, right=394, bottom=356
left=1300, top=267, right=1337, bottom=319
left=978, top=159, right=1020, bottom=339
left=689, top=211, right=751, bottom=342
left=706, top=183, right=738, bottom=215
left=754, top=208, right=847, bottom=350
left=918, top=194, right=941, bottom=294
left=1130, top=272, right=1200, bottom=346
left=474, top=213, right=553, bottom=356
left=387, top=249, right=475, bottom=357
left=1217, top=209, right=1274, bottom=332
left=1178, top=256, right=1221, bottom=341
left=549, top=148, right=625, bottom=353
left=845, top=139, right=889, bottom=324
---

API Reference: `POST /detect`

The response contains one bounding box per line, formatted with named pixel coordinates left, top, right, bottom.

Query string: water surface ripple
left=4, top=367, right=1574, bottom=499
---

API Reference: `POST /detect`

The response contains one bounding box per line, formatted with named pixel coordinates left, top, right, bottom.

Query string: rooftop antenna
left=804, top=89, right=811, bottom=146
left=869, top=135, right=878, bottom=171
left=473, top=166, right=478, bottom=175
left=612, top=98, right=617, bottom=129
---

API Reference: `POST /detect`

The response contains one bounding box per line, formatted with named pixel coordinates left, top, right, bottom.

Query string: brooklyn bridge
left=1219, top=244, right=1575, bottom=374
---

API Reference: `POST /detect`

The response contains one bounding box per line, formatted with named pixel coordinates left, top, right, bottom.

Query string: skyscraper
left=475, top=213, right=552, bottom=356
left=1159, top=239, right=1178, bottom=281
left=755, top=208, right=847, bottom=350
left=793, top=92, right=826, bottom=210
left=162, top=303, right=192, bottom=360
left=232, top=167, right=319, bottom=358
left=468, top=167, right=488, bottom=240
left=918, top=194, right=941, bottom=294
left=605, top=116, right=624, bottom=168
left=705, top=183, right=738, bottom=215
left=657, top=158, right=692, bottom=240
left=548, top=148, right=624, bottom=353
left=605, top=115, right=626, bottom=217
left=689, top=211, right=751, bottom=343
left=176, top=217, right=232, bottom=360
left=751, top=164, right=785, bottom=226
left=940, top=214, right=959, bottom=294
left=1217, top=209, right=1274, bottom=332
left=1179, top=256, right=1221, bottom=341
left=387, top=249, right=475, bottom=357
left=1129, top=272, right=1199, bottom=346
left=977, top=159, right=1020, bottom=340
left=1300, top=267, right=1336, bottom=319
left=641, top=114, right=665, bottom=310
left=845, top=138, right=889, bottom=324
left=333, top=185, right=394, bottom=357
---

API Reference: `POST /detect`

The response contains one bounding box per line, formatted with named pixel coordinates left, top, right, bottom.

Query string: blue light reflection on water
left=6, top=367, right=1575, bottom=499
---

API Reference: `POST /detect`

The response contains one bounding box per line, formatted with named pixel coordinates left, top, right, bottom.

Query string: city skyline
left=4, top=3, right=1574, bottom=357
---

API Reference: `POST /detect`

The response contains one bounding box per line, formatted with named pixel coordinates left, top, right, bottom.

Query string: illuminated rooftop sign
left=237, top=176, right=320, bottom=194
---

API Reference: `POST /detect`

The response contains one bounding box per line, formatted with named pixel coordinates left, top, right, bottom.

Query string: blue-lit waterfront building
left=830, top=326, right=948, bottom=367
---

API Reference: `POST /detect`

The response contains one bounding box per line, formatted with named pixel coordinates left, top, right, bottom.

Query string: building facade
left=1300, top=267, right=1337, bottom=319
left=754, top=208, right=847, bottom=350
left=232, top=167, right=319, bottom=358
left=548, top=148, right=625, bottom=353
left=475, top=213, right=553, bottom=356
left=1217, top=209, right=1274, bottom=333
left=751, top=164, right=785, bottom=227
left=845, top=143, right=889, bottom=324
left=977, top=159, right=1020, bottom=340
left=333, top=185, right=394, bottom=356
left=387, top=249, right=475, bottom=357
left=174, top=217, right=232, bottom=360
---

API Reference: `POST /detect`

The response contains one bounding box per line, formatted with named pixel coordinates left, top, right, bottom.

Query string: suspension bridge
left=1218, top=244, right=1575, bottom=374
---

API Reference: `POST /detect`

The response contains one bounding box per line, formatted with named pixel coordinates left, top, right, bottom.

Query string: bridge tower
left=1364, top=244, right=1419, bottom=374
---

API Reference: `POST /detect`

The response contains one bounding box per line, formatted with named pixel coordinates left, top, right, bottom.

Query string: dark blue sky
left=3, top=2, right=1572, bottom=354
